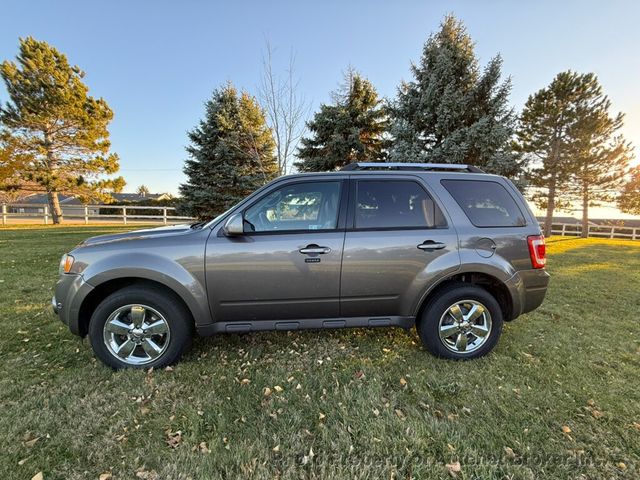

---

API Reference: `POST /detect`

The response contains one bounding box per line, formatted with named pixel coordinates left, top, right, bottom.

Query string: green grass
left=0, top=227, right=639, bottom=479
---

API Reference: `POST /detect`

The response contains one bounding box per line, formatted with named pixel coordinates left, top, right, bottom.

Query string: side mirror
left=222, top=213, right=244, bottom=236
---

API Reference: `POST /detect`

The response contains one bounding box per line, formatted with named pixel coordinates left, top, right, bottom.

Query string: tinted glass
left=441, top=180, right=526, bottom=227
left=355, top=180, right=446, bottom=229
left=244, top=181, right=341, bottom=232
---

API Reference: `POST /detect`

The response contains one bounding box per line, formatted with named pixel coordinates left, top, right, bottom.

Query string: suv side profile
left=53, top=163, right=549, bottom=369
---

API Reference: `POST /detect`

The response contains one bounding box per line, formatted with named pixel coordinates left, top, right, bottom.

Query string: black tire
left=417, top=282, right=503, bottom=360
left=88, top=285, right=193, bottom=369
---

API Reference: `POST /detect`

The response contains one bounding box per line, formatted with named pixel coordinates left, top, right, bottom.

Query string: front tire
left=418, top=283, right=503, bottom=360
left=88, top=285, right=193, bottom=369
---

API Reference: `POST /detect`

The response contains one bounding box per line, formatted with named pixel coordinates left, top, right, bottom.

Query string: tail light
left=527, top=235, right=546, bottom=269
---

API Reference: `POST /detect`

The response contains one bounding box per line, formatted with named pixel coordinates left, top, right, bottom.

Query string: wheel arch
left=77, top=277, right=196, bottom=337
left=414, top=271, right=515, bottom=327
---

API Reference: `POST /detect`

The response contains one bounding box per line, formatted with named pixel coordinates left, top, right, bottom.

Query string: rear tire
left=418, top=283, right=503, bottom=360
left=88, top=285, right=193, bottom=369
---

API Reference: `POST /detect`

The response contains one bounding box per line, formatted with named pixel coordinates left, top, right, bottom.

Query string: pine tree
left=295, top=68, right=387, bottom=171
left=517, top=72, right=590, bottom=236
left=179, top=83, right=277, bottom=219
left=389, top=15, right=521, bottom=177
left=618, top=166, right=640, bottom=215
left=567, top=77, right=633, bottom=236
left=0, top=37, right=123, bottom=223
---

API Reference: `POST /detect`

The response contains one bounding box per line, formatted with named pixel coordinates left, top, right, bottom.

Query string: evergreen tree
left=618, top=166, right=640, bottom=215
left=517, top=71, right=590, bottom=237
left=179, top=83, right=277, bottom=219
left=0, top=37, right=123, bottom=223
left=567, top=77, right=633, bottom=236
left=389, top=15, right=521, bottom=177
left=295, top=68, right=387, bottom=171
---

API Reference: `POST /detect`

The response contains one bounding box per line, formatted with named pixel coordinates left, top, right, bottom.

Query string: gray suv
left=53, top=163, right=549, bottom=368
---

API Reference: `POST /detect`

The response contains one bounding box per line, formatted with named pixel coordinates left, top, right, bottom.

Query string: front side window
left=441, top=179, right=526, bottom=227
left=355, top=180, right=446, bottom=229
left=244, top=181, right=341, bottom=232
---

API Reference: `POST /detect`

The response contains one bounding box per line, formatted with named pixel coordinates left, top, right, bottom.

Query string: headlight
left=59, top=254, right=75, bottom=274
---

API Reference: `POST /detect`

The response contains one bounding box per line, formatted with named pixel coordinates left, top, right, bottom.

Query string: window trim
left=440, top=178, right=528, bottom=228
left=238, top=179, right=348, bottom=236
left=348, top=178, right=449, bottom=231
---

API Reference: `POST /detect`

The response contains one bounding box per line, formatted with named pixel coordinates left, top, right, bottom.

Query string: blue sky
left=2, top=0, right=639, bottom=204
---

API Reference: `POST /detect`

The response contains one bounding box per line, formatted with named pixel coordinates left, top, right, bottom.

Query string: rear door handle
left=417, top=240, right=446, bottom=251
left=299, top=245, right=331, bottom=255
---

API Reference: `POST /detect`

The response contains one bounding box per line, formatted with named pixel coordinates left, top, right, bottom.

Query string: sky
left=1, top=0, right=639, bottom=218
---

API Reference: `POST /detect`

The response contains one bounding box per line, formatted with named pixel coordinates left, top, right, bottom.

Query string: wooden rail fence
left=1, top=203, right=195, bottom=225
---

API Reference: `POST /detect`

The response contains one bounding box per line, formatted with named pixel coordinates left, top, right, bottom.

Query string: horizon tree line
left=0, top=16, right=637, bottom=229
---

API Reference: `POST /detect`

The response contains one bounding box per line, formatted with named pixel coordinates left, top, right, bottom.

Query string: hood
left=80, top=224, right=196, bottom=247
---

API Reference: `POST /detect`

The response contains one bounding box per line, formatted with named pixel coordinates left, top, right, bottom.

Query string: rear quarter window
left=441, top=179, right=526, bottom=227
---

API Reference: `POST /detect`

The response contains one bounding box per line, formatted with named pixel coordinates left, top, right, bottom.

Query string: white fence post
left=1, top=203, right=6, bottom=225
left=122, top=206, right=127, bottom=225
left=43, top=206, right=49, bottom=225
left=610, top=226, right=615, bottom=239
left=84, top=205, right=89, bottom=225
left=163, top=208, right=167, bottom=225
left=633, top=228, right=637, bottom=241
left=561, top=224, right=566, bottom=236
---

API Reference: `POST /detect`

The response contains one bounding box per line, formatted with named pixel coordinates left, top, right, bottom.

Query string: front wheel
left=418, top=283, right=503, bottom=360
left=88, top=285, right=193, bottom=369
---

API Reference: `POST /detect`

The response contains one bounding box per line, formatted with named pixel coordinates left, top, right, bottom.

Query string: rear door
left=340, top=175, right=460, bottom=317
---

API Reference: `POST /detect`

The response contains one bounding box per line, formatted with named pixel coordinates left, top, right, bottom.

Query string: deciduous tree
left=0, top=37, right=123, bottom=223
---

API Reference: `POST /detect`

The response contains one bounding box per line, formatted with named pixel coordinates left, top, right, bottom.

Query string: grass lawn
left=0, top=226, right=639, bottom=479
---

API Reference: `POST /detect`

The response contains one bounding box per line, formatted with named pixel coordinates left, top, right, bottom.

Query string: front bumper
left=53, top=273, right=94, bottom=335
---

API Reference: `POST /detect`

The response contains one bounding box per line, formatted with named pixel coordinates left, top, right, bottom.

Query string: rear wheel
left=418, top=283, right=503, bottom=360
left=88, top=285, right=192, bottom=369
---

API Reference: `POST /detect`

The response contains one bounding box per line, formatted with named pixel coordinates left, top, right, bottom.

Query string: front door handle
left=417, top=240, right=446, bottom=251
left=299, top=244, right=331, bottom=255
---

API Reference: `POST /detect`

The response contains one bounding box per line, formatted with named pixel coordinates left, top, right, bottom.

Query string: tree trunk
left=543, top=172, right=557, bottom=237
left=581, top=183, right=589, bottom=238
left=48, top=190, right=63, bottom=224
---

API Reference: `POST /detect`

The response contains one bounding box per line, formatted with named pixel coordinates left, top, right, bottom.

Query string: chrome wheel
left=103, top=304, right=171, bottom=365
left=438, top=300, right=492, bottom=354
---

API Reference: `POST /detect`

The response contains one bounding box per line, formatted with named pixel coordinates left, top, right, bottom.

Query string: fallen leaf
left=382, top=348, right=391, bottom=353
left=318, top=412, right=326, bottom=421
left=400, top=377, right=407, bottom=386
left=445, top=461, right=461, bottom=477
left=272, top=445, right=280, bottom=452
left=561, top=425, right=572, bottom=434
left=631, top=422, right=640, bottom=431
left=135, top=469, right=159, bottom=480
left=263, top=387, right=272, bottom=397
left=25, top=437, right=40, bottom=448
left=165, top=429, right=182, bottom=449
left=31, top=473, right=43, bottom=480
left=99, top=473, right=112, bottom=480
left=590, top=409, right=603, bottom=419
left=240, top=378, right=250, bottom=385
left=274, top=385, right=284, bottom=393
left=395, top=409, right=405, bottom=419
left=164, top=366, right=174, bottom=372
left=198, top=441, right=210, bottom=454
left=372, top=408, right=380, bottom=417
left=586, top=399, right=596, bottom=407
left=617, top=462, right=627, bottom=470
left=18, top=458, right=28, bottom=466
left=503, top=446, right=516, bottom=459
left=140, top=406, right=150, bottom=415
left=354, top=370, right=365, bottom=380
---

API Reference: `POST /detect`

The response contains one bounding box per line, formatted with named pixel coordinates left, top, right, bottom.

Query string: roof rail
left=340, top=162, right=485, bottom=173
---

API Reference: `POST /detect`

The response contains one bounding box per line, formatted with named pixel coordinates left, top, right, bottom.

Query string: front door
left=340, top=176, right=460, bottom=317
left=206, top=179, right=347, bottom=322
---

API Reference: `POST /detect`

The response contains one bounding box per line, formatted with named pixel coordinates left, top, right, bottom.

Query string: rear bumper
left=505, top=268, right=550, bottom=319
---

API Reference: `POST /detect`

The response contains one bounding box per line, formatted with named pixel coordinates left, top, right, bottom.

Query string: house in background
left=8, top=192, right=173, bottom=216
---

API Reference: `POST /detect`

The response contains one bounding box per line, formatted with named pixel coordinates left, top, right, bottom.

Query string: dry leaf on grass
left=135, top=469, right=159, bottom=480
left=503, top=446, right=516, bottom=459
left=240, top=378, right=250, bottom=385
left=99, top=473, right=112, bottom=480
left=400, top=377, right=407, bottom=386
left=445, top=461, right=461, bottom=477
left=263, top=387, right=272, bottom=397
left=165, top=429, right=182, bottom=449
left=561, top=425, right=572, bottom=434
left=590, top=409, right=603, bottom=419
left=274, top=385, right=284, bottom=393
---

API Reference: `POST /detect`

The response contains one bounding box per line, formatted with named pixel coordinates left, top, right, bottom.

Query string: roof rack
left=340, top=162, right=485, bottom=173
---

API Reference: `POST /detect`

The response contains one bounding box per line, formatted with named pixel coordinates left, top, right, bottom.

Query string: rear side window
left=355, top=180, right=446, bottom=229
left=441, top=180, right=526, bottom=227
